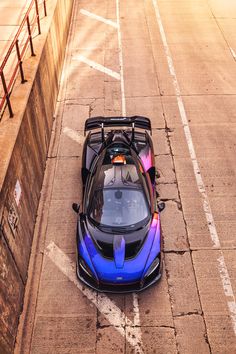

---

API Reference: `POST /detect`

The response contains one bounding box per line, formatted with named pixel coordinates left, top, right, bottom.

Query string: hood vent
left=96, top=240, right=113, bottom=258
left=96, top=235, right=142, bottom=262
left=125, top=240, right=142, bottom=258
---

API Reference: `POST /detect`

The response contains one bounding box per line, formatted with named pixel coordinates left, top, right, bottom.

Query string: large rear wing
left=84, top=116, right=152, bottom=136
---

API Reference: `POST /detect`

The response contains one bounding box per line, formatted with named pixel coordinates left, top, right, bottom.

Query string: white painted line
left=46, top=242, right=144, bottom=353
left=151, top=0, right=236, bottom=335
left=80, top=9, right=118, bottom=29
left=73, top=54, right=121, bottom=80
left=132, top=293, right=141, bottom=327
left=116, top=0, right=126, bottom=116
left=230, top=47, right=236, bottom=61
left=63, top=127, right=85, bottom=145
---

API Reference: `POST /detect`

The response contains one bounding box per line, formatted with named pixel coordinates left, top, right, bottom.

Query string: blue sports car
left=72, top=116, right=165, bottom=292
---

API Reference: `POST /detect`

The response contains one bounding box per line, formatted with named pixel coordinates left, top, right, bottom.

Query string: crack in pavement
left=174, top=311, right=203, bottom=318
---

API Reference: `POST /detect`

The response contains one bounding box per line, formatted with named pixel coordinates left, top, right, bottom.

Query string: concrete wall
left=0, top=0, right=74, bottom=352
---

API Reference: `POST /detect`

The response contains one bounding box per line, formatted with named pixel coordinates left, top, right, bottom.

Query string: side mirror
left=72, top=203, right=80, bottom=214
left=158, top=201, right=165, bottom=213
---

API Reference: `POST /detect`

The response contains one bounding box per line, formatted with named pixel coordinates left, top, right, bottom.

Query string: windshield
left=89, top=188, right=150, bottom=228
left=87, top=144, right=151, bottom=230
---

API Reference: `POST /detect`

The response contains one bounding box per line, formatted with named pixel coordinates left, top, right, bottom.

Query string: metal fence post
left=1, top=72, right=13, bottom=117
left=35, top=0, right=41, bottom=34
left=27, top=16, right=36, bottom=56
left=16, top=40, right=26, bottom=83
left=43, top=0, right=47, bottom=16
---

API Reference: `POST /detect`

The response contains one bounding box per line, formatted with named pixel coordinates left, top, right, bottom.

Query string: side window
left=85, top=173, right=94, bottom=210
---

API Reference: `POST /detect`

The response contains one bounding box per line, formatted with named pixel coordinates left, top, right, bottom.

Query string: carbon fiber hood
left=86, top=219, right=150, bottom=260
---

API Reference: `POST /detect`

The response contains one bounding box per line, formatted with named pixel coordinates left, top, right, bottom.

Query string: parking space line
left=151, top=0, right=236, bottom=335
left=229, top=47, right=236, bottom=61
left=73, top=54, right=121, bottom=80
left=63, top=127, right=85, bottom=145
left=46, top=242, right=144, bottom=353
left=132, top=293, right=142, bottom=327
left=80, top=9, right=118, bottom=29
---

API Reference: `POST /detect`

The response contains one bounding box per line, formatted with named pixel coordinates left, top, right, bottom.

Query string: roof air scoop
left=113, top=235, right=125, bottom=269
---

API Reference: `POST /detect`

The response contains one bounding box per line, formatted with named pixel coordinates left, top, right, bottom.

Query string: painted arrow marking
left=46, top=242, right=144, bottom=353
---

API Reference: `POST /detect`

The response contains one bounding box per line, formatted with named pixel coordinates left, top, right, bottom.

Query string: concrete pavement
left=15, top=0, right=236, bottom=353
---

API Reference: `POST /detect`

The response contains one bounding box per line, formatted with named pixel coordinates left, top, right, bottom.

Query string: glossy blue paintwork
left=78, top=227, right=98, bottom=281
left=78, top=214, right=161, bottom=284
left=141, top=215, right=161, bottom=277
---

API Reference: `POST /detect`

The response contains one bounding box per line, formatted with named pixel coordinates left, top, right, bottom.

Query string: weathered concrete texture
left=152, top=130, right=170, bottom=156
left=174, top=314, right=210, bottom=354
left=96, top=326, right=125, bottom=354
left=155, top=155, right=176, bottom=184
left=36, top=253, right=97, bottom=319
left=165, top=252, right=201, bottom=316
left=135, top=268, right=174, bottom=327
left=0, top=235, right=24, bottom=353
left=192, top=250, right=236, bottom=353
left=126, top=327, right=177, bottom=354
left=31, top=315, right=96, bottom=354
left=161, top=201, right=189, bottom=251
left=51, top=157, right=82, bottom=201
left=0, top=0, right=74, bottom=352
left=157, top=182, right=179, bottom=201
left=43, top=221, right=77, bottom=253
left=126, top=97, right=165, bottom=129
left=98, top=294, right=125, bottom=327
left=168, top=128, right=192, bottom=158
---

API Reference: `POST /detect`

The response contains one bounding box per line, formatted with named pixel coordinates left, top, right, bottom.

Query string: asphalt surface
left=16, top=0, right=236, bottom=353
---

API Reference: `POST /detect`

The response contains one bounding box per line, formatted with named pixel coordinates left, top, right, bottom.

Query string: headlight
left=79, top=257, right=94, bottom=278
left=144, top=256, right=160, bottom=278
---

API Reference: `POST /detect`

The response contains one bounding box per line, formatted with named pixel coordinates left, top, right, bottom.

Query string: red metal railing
left=0, top=0, right=47, bottom=118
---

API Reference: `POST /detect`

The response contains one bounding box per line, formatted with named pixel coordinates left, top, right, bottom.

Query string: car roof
left=93, top=144, right=143, bottom=190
